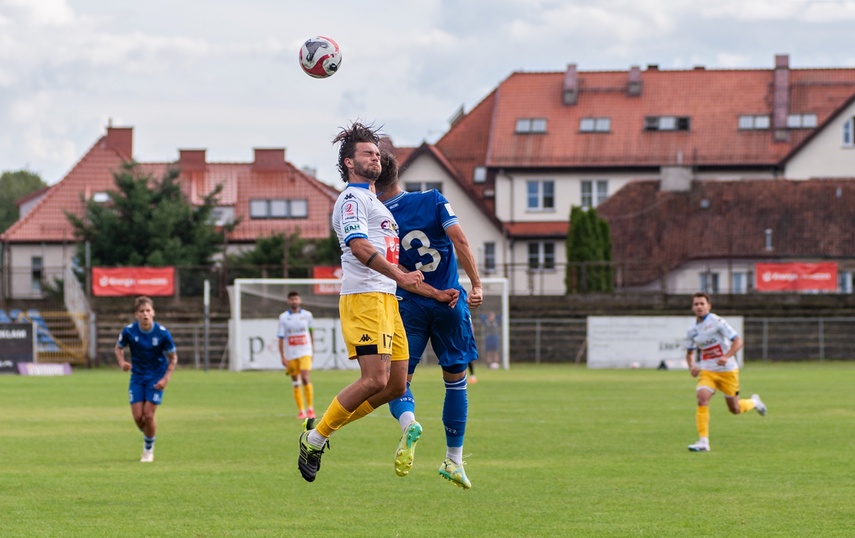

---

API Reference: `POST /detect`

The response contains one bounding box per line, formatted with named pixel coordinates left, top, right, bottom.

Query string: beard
left=353, top=161, right=380, bottom=181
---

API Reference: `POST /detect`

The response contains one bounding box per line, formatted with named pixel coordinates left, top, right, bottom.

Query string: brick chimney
left=104, top=127, right=133, bottom=160
left=178, top=149, right=207, bottom=172
left=627, top=65, right=642, bottom=97
left=563, top=63, right=578, bottom=105
left=253, top=148, right=287, bottom=171
left=772, top=54, right=790, bottom=142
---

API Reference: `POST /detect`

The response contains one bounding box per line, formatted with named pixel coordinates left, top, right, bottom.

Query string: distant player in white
left=685, top=292, right=767, bottom=452
left=277, top=291, right=315, bottom=420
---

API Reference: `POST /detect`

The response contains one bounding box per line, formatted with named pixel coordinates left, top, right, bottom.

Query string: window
left=839, top=271, right=853, bottom=294
left=484, top=242, right=496, bottom=273
left=31, top=256, right=43, bottom=293
left=515, top=118, right=547, bottom=133
left=473, top=166, right=487, bottom=184
left=404, top=181, right=442, bottom=193
left=579, top=117, right=611, bottom=132
left=527, top=180, right=554, bottom=211
left=92, top=192, right=110, bottom=203
left=581, top=180, right=608, bottom=209
left=249, top=199, right=308, bottom=219
left=528, top=242, right=556, bottom=270
left=700, top=271, right=719, bottom=294
left=786, top=114, right=817, bottom=129
left=738, top=115, right=770, bottom=130
left=732, top=271, right=754, bottom=294
left=644, top=116, right=691, bottom=131
left=843, top=117, right=855, bottom=147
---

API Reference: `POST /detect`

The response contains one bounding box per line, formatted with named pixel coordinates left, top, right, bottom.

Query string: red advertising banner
left=92, top=267, right=176, bottom=297
left=755, top=262, right=838, bottom=292
left=312, top=266, right=342, bottom=295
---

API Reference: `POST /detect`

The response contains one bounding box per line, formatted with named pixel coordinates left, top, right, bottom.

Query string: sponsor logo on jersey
left=344, top=223, right=360, bottom=234
left=342, top=200, right=359, bottom=224
left=444, top=203, right=456, bottom=216
left=380, top=219, right=398, bottom=233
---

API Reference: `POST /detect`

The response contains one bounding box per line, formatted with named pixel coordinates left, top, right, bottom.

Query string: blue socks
left=389, top=382, right=415, bottom=421
left=442, top=376, right=468, bottom=448
left=144, top=435, right=156, bottom=451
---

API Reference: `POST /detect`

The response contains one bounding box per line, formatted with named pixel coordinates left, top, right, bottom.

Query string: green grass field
left=2, top=363, right=854, bottom=537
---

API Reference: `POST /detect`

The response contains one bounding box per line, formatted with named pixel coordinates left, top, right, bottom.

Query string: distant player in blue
left=114, top=296, right=178, bottom=463
left=375, top=149, right=483, bottom=489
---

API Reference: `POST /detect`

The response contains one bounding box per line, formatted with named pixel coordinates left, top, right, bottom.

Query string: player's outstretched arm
left=350, top=237, right=424, bottom=289
left=447, top=224, right=483, bottom=308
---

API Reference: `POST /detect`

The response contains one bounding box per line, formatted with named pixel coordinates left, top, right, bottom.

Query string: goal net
left=229, top=277, right=509, bottom=371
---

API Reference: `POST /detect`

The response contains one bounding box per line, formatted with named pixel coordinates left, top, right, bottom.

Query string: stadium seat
left=0, top=310, right=10, bottom=323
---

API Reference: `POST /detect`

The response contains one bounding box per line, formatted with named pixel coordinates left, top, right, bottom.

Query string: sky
left=2, top=0, right=855, bottom=188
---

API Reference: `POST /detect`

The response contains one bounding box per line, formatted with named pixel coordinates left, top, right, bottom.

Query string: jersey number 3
left=401, top=230, right=440, bottom=272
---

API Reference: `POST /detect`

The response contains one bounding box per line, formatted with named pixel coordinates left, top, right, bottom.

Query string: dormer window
left=738, top=115, right=770, bottom=130
left=787, top=114, right=817, bottom=129
left=92, top=192, right=110, bottom=203
left=644, top=116, right=691, bottom=131
left=516, top=118, right=547, bottom=133
left=579, top=117, right=611, bottom=132
left=473, top=166, right=487, bottom=183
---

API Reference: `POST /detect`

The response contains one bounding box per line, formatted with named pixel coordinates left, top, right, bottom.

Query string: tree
left=66, top=162, right=229, bottom=267
left=227, top=229, right=342, bottom=278
left=0, top=169, right=47, bottom=233
left=566, top=206, right=613, bottom=293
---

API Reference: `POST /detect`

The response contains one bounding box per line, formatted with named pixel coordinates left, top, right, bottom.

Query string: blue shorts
left=129, top=375, right=165, bottom=405
left=399, top=289, right=478, bottom=375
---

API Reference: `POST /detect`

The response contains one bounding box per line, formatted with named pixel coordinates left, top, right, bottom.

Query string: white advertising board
left=230, top=317, right=356, bottom=371
left=587, top=316, right=744, bottom=369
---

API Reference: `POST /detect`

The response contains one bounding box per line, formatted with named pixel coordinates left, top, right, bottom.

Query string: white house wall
left=5, top=243, right=76, bottom=299
left=399, top=155, right=506, bottom=277
left=786, top=101, right=855, bottom=179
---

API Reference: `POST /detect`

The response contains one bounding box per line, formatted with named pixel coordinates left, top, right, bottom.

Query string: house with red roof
left=392, top=54, right=855, bottom=294
left=0, top=126, right=337, bottom=300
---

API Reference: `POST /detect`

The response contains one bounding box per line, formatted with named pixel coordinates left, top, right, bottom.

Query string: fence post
left=762, top=319, right=768, bottom=361
left=535, top=319, right=541, bottom=364
left=818, top=318, right=824, bottom=361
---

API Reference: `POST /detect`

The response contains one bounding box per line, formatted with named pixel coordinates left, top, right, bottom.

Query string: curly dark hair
left=375, top=149, right=399, bottom=192
left=332, top=121, right=382, bottom=183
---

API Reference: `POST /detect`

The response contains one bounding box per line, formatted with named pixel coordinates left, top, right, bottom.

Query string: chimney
left=253, top=148, right=287, bottom=171
left=772, top=54, right=790, bottom=142
left=627, top=65, right=642, bottom=97
left=660, top=166, right=692, bottom=192
left=563, top=63, right=578, bottom=105
left=178, top=149, right=207, bottom=172
left=104, top=127, right=133, bottom=160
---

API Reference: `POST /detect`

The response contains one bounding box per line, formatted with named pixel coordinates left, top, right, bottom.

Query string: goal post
left=229, top=277, right=509, bottom=371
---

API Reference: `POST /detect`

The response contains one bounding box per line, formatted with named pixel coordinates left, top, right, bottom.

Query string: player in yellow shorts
left=685, top=292, right=767, bottom=452
left=277, top=291, right=315, bottom=420
left=297, top=122, right=455, bottom=483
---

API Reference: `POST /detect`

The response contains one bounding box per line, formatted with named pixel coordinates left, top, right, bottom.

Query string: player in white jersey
left=298, top=122, right=456, bottom=483
left=685, top=292, right=767, bottom=452
left=277, top=291, right=315, bottom=420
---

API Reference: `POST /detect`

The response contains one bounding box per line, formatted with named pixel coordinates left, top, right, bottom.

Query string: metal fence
left=510, top=317, right=855, bottom=364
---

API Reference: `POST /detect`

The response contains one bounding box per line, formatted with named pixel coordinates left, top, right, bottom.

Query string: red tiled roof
left=437, top=63, right=855, bottom=179
left=596, top=179, right=855, bottom=286
left=0, top=129, right=336, bottom=244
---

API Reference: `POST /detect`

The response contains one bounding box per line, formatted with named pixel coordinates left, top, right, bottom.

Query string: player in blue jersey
left=114, top=296, right=178, bottom=463
left=375, top=149, right=483, bottom=489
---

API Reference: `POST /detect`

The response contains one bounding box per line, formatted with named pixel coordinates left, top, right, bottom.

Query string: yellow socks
left=696, top=405, right=710, bottom=438
left=304, top=383, right=314, bottom=410
left=316, top=397, right=355, bottom=438
left=292, top=382, right=305, bottom=411
left=739, top=398, right=756, bottom=414
left=342, top=400, right=375, bottom=426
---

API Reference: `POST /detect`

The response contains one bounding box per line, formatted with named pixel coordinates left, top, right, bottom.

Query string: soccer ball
left=299, top=36, right=341, bottom=78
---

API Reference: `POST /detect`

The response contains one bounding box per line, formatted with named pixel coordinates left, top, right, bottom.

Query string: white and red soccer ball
left=299, top=36, right=341, bottom=79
